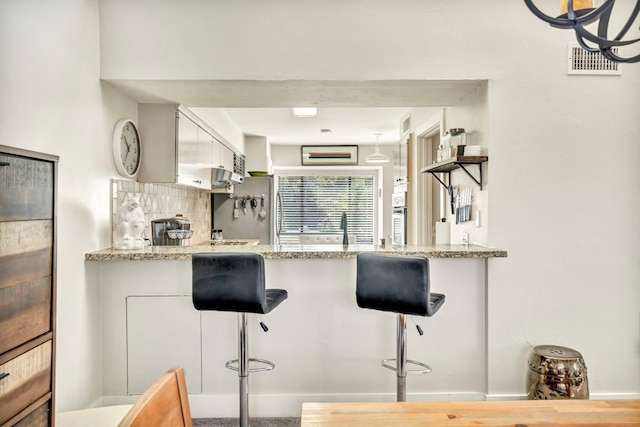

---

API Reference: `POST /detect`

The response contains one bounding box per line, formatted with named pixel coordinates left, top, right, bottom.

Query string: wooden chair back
left=118, top=366, right=193, bottom=427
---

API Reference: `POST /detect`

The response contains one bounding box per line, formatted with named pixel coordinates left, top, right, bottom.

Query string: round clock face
left=113, top=119, right=141, bottom=177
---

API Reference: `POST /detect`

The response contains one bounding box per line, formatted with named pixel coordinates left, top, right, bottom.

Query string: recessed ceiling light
left=291, top=107, right=318, bottom=118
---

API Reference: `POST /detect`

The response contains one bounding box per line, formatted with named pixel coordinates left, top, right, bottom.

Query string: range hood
left=212, top=167, right=244, bottom=187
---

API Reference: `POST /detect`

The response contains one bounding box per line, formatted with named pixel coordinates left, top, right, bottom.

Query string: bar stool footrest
left=225, top=358, right=276, bottom=373
left=381, top=358, right=432, bottom=374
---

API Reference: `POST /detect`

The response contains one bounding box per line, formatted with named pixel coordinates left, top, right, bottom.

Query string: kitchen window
left=275, top=169, right=379, bottom=244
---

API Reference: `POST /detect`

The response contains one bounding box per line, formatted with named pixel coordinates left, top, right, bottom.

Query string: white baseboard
left=587, top=392, right=640, bottom=400
left=486, top=392, right=640, bottom=401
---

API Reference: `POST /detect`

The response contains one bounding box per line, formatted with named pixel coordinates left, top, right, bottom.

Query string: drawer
left=0, top=219, right=53, bottom=355
left=0, top=154, right=54, bottom=222
left=0, top=341, right=52, bottom=426
left=12, top=401, right=50, bottom=427
left=0, top=220, right=53, bottom=287
left=0, top=277, right=51, bottom=355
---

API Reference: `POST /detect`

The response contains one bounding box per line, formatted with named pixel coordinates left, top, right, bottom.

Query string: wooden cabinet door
left=0, top=153, right=54, bottom=355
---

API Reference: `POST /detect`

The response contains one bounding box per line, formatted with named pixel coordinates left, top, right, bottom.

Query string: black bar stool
left=192, top=253, right=287, bottom=427
left=356, top=252, right=445, bottom=402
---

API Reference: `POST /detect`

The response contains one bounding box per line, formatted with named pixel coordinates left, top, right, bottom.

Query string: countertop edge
left=85, top=244, right=508, bottom=261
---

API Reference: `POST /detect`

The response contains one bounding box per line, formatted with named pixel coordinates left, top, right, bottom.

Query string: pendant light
left=523, top=0, right=640, bottom=63
left=365, top=133, right=390, bottom=164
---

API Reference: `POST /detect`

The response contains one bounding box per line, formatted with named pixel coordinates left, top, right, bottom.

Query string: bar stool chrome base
left=381, top=359, right=432, bottom=374
left=225, top=358, right=275, bottom=373
left=230, top=312, right=276, bottom=427
left=381, top=313, right=433, bottom=402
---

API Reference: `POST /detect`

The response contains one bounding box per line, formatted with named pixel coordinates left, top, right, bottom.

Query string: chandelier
left=524, top=0, right=640, bottom=63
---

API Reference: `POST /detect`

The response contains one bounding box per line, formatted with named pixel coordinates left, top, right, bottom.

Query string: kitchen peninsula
left=86, top=242, right=505, bottom=261
left=86, top=243, right=506, bottom=418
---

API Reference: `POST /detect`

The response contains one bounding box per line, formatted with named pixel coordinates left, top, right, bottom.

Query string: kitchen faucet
left=340, top=211, right=348, bottom=246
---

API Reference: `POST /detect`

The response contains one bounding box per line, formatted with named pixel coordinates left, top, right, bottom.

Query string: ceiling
left=213, top=107, right=432, bottom=145
left=106, top=79, right=483, bottom=145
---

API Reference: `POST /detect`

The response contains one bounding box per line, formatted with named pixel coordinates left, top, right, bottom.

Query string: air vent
left=567, top=43, right=621, bottom=75
left=233, top=153, right=245, bottom=176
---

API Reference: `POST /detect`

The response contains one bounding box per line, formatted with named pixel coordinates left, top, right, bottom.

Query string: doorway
left=415, top=116, right=443, bottom=245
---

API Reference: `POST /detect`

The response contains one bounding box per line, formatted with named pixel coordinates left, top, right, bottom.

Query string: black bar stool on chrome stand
left=356, top=253, right=445, bottom=402
left=192, top=253, right=288, bottom=427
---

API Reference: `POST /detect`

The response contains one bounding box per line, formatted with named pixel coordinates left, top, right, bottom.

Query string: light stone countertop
left=85, top=242, right=507, bottom=261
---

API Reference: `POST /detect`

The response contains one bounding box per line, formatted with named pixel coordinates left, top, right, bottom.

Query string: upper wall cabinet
left=393, top=137, right=410, bottom=185
left=138, top=104, right=239, bottom=190
left=176, top=112, right=213, bottom=189
left=219, top=144, right=234, bottom=172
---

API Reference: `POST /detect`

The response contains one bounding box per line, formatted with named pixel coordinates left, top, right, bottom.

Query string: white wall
left=443, top=83, right=490, bottom=245
left=97, top=0, right=640, bottom=398
left=0, top=0, right=139, bottom=412
left=486, top=58, right=640, bottom=397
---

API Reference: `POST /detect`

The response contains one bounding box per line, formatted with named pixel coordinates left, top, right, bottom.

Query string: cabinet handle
left=0, top=162, right=9, bottom=167
left=0, top=372, right=9, bottom=381
left=193, top=179, right=202, bottom=184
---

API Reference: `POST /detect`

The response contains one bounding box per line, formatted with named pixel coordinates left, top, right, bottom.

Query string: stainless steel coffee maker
left=151, top=215, right=192, bottom=246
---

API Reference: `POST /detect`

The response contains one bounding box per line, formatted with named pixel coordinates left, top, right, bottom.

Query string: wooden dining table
left=300, top=399, right=640, bottom=426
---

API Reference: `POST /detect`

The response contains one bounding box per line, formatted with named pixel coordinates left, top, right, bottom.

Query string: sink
left=211, top=240, right=250, bottom=246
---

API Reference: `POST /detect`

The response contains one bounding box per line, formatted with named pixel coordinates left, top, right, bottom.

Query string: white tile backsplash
left=111, top=179, right=210, bottom=246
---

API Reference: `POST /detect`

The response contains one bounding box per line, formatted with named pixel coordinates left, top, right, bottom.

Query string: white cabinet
left=126, top=295, right=202, bottom=394
left=210, top=138, right=232, bottom=171
left=138, top=104, right=232, bottom=189
left=197, top=126, right=214, bottom=187
left=137, top=104, right=179, bottom=184
left=211, top=138, right=222, bottom=170
left=220, top=143, right=234, bottom=171
left=245, top=135, right=271, bottom=173
left=177, top=114, right=213, bottom=189
left=176, top=112, right=199, bottom=187
left=393, top=137, right=409, bottom=185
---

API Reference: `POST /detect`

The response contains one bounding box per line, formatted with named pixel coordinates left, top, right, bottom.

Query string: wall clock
left=112, top=118, right=141, bottom=177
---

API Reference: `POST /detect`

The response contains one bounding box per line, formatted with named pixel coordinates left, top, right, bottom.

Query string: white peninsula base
left=93, top=257, right=487, bottom=418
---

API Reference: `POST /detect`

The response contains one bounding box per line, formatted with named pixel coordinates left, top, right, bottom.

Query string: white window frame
left=272, top=165, right=384, bottom=242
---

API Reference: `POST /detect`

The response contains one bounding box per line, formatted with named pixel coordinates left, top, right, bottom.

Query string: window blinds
left=277, top=174, right=375, bottom=244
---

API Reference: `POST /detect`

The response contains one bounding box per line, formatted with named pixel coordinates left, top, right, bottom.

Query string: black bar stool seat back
left=192, top=253, right=287, bottom=427
left=356, top=253, right=445, bottom=316
left=356, top=252, right=445, bottom=402
left=193, top=253, right=287, bottom=314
